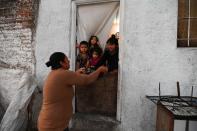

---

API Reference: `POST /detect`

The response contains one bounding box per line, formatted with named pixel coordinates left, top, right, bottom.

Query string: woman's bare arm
left=62, top=66, right=107, bottom=86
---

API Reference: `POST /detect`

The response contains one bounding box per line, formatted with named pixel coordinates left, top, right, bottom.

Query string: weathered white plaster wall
left=35, top=0, right=71, bottom=87
left=119, top=0, right=197, bottom=131
left=34, top=0, right=72, bottom=129
left=0, top=28, right=34, bottom=72
left=35, top=0, right=197, bottom=131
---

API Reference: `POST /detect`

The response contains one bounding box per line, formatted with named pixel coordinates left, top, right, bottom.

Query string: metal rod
left=191, top=86, right=193, bottom=97
left=190, top=86, right=193, bottom=104
left=185, top=120, right=189, bottom=131
left=177, top=81, right=180, bottom=98
left=159, top=82, right=161, bottom=100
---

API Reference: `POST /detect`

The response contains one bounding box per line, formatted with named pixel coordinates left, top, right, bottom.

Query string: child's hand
left=98, top=66, right=108, bottom=74
left=76, top=67, right=86, bottom=74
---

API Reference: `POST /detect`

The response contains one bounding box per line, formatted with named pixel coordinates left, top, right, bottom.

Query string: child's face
left=107, top=44, right=116, bottom=52
left=92, top=52, right=99, bottom=58
left=90, top=37, right=97, bottom=45
left=80, top=44, right=88, bottom=54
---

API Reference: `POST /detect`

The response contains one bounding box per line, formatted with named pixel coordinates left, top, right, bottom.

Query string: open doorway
left=70, top=0, right=122, bottom=120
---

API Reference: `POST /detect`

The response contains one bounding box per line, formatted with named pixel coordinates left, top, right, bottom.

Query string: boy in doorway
left=76, top=41, right=89, bottom=70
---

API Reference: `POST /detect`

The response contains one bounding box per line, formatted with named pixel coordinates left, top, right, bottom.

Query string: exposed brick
left=0, top=0, right=39, bottom=73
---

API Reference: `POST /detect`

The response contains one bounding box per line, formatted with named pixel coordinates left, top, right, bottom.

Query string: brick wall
left=0, top=0, right=39, bottom=73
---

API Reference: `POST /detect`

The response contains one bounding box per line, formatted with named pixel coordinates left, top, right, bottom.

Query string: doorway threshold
left=70, top=113, right=120, bottom=131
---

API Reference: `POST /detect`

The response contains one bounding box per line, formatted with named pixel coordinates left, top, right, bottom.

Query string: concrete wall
left=33, top=0, right=72, bottom=129
left=35, top=0, right=71, bottom=86
left=35, top=0, right=197, bottom=130
left=120, top=0, right=197, bottom=130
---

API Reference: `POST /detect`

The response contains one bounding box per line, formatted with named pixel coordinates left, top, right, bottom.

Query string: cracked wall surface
left=0, top=0, right=39, bottom=72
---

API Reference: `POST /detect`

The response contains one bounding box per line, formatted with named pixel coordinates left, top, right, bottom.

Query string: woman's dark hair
left=88, top=35, right=99, bottom=47
left=107, top=34, right=118, bottom=46
left=45, top=52, right=66, bottom=70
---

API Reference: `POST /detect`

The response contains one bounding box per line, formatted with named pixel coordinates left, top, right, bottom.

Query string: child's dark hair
left=80, top=41, right=88, bottom=47
left=92, top=47, right=102, bottom=57
left=107, top=34, right=118, bottom=45
left=45, top=52, right=66, bottom=70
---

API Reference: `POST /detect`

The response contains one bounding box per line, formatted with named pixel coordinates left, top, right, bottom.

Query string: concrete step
left=70, top=113, right=120, bottom=131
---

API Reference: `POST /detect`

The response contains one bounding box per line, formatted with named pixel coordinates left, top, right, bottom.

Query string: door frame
left=70, top=0, right=125, bottom=121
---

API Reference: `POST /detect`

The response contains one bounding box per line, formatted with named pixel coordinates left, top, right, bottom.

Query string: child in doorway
left=96, top=34, right=119, bottom=73
left=88, top=35, right=103, bottom=57
left=88, top=48, right=102, bottom=71
left=76, top=41, right=89, bottom=70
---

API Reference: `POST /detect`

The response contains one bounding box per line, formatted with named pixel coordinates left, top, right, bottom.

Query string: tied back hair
left=45, top=52, right=66, bottom=70
left=46, top=61, right=51, bottom=67
left=107, top=34, right=118, bottom=45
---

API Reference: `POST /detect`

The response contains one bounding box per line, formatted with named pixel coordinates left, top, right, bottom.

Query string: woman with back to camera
left=37, top=52, right=108, bottom=131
